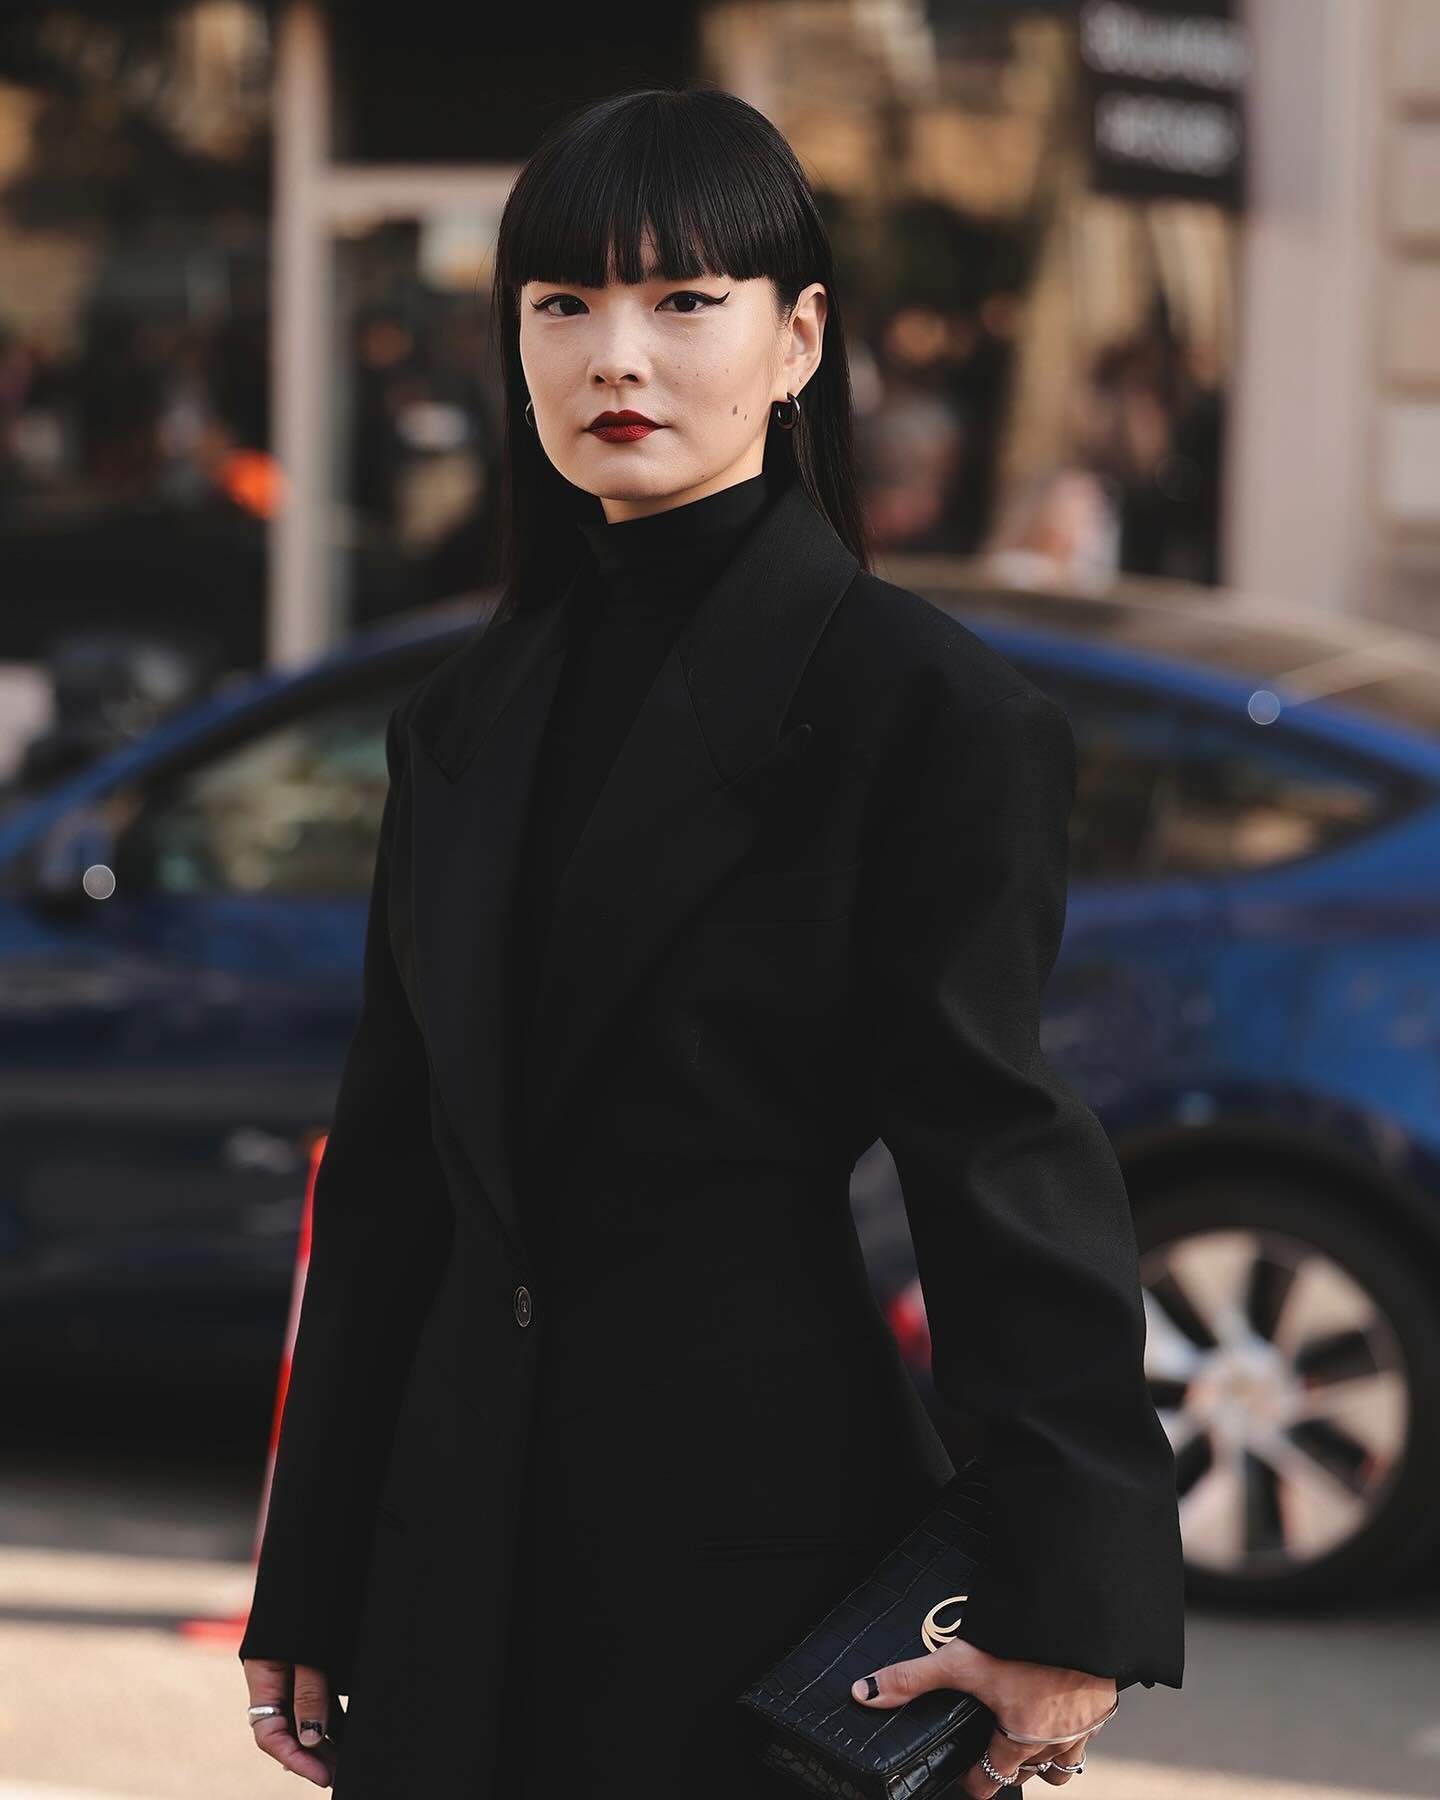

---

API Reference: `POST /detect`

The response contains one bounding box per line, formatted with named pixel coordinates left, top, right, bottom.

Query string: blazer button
left=513, top=1284, right=533, bottom=1328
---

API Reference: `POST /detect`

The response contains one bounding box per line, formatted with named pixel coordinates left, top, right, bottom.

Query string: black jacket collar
left=402, top=478, right=859, bottom=1253
left=415, top=477, right=856, bottom=788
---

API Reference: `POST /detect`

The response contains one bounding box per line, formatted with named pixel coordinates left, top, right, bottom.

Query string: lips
left=587, top=409, right=661, bottom=442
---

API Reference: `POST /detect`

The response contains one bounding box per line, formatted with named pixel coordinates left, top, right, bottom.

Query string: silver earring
left=524, top=397, right=535, bottom=430
left=773, top=389, right=800, bottom=431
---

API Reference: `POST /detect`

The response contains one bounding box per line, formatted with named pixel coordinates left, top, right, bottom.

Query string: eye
left=658, top=290, right=729, bottom=314
left=528, top=289, right=729, bottom=318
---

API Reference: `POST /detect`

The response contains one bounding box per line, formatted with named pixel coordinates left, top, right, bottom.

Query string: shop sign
left=1078, top=0, right=1247, bottom=206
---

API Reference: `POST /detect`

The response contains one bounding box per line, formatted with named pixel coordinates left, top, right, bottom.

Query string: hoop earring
left=524, top=397, right=536, bottom=431
left=773, top=390, right=801, bottom=431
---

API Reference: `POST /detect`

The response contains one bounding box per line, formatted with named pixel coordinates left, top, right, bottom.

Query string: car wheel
left=1134, top=1173, right=1440, bottom=1606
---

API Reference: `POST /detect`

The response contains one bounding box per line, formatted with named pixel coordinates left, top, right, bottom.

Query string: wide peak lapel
left=405, top=568, right=583, bottom=1256
left=517, top=480, right=859, bottom=1169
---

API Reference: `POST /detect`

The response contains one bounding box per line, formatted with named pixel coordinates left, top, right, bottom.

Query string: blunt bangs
left=496, top=87, right=816, bottom=298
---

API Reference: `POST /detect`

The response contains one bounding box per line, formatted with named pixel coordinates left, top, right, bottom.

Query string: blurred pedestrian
left=984, top=464, right=1120, bottom=591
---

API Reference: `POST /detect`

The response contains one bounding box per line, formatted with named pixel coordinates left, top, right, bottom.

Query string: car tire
left=1133, top=1171, right=1440, bottom=1608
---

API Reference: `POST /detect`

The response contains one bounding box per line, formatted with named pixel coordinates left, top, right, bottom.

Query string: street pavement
left=1, top=1400, right=1436, bottom=1799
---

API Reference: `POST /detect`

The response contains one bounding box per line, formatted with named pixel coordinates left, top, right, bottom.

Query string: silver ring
left=1051, top=1753, right=1088, bottom=1774
left=246, top=1703, right=287, bottom=1725
left=979, top=1748, right=1025, bottom=1788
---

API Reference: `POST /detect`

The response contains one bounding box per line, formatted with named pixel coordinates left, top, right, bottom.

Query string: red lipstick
left=587, top=409, right=661, bottom=443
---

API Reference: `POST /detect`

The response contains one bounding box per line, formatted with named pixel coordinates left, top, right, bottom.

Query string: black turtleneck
left=574, top=469, right=772, bottom=607
left=508, top=471, right=773, bottom=1102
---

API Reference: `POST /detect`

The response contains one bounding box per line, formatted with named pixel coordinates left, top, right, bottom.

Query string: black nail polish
left=862, top=1675, right=879, bottom=1700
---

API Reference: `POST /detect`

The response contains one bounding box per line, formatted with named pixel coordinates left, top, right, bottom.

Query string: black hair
left=488, top=83, right=872, bottom=623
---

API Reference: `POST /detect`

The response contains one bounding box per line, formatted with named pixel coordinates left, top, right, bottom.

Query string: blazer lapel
left=519, top=480, right=859, bottom=1169
left=404, top=575, right=580, bottom=1255
left=405, top=479, right=859, bottom=1252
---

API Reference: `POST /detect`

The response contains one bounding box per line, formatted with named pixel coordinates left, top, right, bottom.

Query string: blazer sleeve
left=858, top=682, right=1185, bottom=1693
left=237, top=704, right=453, bottom=1692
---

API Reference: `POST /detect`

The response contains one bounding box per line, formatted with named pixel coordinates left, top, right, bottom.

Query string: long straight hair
left=488, top=84, right=872, bottom=625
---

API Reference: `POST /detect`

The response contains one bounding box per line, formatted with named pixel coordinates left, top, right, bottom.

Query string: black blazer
left=238, top=479, right=1185, bottom=1797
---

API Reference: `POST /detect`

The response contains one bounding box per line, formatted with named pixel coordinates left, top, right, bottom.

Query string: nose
left=586, top=315, right=652, bottom=392
left=590, top=364, right=646, bottom=394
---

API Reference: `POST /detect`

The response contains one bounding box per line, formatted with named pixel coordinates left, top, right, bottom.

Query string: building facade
left=4, top=1, right=1428, bottom=692
left=1230, top=0, right=1440, bottom=629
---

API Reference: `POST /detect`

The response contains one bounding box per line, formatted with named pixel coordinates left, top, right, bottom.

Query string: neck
left=576, top=472, right=772, bottom=580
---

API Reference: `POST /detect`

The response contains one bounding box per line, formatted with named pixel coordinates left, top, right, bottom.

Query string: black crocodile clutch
left=736, top=1457, right=1003, bottom=1800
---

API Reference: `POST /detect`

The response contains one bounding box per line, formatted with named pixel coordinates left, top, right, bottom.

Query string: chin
left=594, top=475, right=692, bottom=503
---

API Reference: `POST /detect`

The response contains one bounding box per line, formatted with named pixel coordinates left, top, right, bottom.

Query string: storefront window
left=699, top=0, right=1237, bottom=584
left=0, top=3, right=274, bottom=668
left=327, top=209, right=507, bottom=635
left=0, top=0, right=1241, bottom=723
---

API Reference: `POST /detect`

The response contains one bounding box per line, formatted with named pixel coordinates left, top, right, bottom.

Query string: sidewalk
left=0, top=1545, right=1435, bottom=1799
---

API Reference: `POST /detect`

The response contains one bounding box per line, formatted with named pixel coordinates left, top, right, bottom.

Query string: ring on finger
left=1050, top=1753, right=1088, bottom=1774
left=979, top=1748, right=1027, bottom=1788
left=246, top=1703, right=287, bottom=1726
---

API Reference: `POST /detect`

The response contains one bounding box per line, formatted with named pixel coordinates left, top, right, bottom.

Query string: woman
left=239, top=85, right=1185, bottom=1797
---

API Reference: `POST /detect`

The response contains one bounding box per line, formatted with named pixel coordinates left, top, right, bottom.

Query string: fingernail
left=298, top=1719, right=324, bottom=1745
left=851, top=1675, right=879, bottom=1701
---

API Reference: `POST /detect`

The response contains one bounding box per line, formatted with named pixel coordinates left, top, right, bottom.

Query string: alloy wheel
left=1140, top=1226, right=1409, bottom=1579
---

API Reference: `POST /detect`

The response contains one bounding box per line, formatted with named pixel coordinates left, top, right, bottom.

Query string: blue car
left=4, top=571, right=1439, bottom=1610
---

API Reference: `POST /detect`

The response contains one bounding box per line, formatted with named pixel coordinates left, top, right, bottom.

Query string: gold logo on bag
left=920, top=1595, right=969, bottom=1653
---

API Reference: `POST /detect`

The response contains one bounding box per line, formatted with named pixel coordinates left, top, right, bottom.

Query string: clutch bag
left=735, top=1455, right=1000, bottom=1800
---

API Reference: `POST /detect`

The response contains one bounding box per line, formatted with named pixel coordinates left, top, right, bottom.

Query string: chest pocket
left=703, top=858, right=862, bottom=924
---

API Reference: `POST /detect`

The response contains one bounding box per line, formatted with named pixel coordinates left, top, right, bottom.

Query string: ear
left=781, top=281, right=827, bottom=391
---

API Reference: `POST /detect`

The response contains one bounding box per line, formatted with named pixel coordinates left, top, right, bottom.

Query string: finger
left=292, top=1662, right=330, bottom=1752
left=962, top=1725, right=1038, bottom=1798
left=1034, top=1731, right=1090, bottom=1785
left=251, top=1712, right=336, bottom=1787
left=851, top=1642, right=973, bottom=1709
left=241, top=1662, right=333, bottom=1788
left=241, top=1654, right=292, bottom=1705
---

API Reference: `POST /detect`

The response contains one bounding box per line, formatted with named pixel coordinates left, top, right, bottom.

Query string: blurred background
left=2, top=2, right=1439, bottom=1795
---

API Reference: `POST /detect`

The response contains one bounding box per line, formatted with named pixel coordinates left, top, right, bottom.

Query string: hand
left=242, top=1657, right=342, bottom=1787
left=850, top=1636, right=1114, bottom=1793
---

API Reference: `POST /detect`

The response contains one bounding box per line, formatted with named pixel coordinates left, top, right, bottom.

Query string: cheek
left=683, top=342, right=771, bottom=420
left=519, top=336, right=561, bottom=392
left=519, top=316, right=587, bottom=383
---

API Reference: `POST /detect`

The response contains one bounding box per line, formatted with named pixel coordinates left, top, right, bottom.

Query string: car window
left=1005, top=668, right=1168, bottom=880
left=1062, top=686, right=1172, bottom=881
left=1151, top=713, right=1399, bottom=876
left=1008, top=664, right=1405, bottom=880
left=115, top=684, right=406, bottom=897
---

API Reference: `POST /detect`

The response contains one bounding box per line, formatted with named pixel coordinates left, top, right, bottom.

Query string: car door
left=0, top=667, right=430, bottom=1376
left=1015, top=663, right=1228, bottom=1116
left=861, top=659, right=1227, bottom=1440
